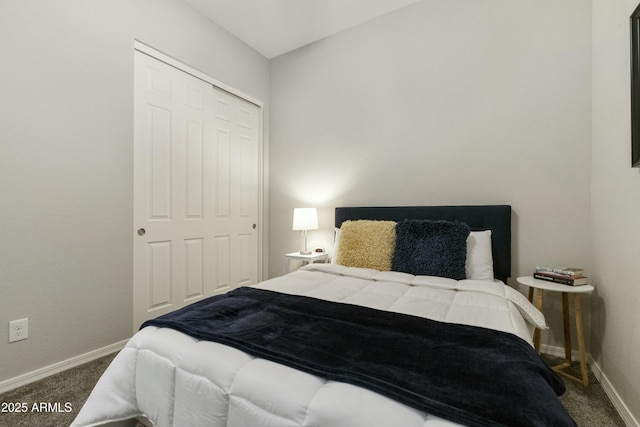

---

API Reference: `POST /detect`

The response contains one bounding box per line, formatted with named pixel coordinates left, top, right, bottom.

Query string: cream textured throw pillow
left=335, top=220, right=396, bottom=271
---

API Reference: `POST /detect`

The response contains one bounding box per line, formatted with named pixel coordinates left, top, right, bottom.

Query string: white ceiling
left=183, top=0, right=421, bottom=59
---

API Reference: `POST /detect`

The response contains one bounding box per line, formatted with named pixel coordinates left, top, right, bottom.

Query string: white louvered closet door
left=133, top=50, right=261, bottom=330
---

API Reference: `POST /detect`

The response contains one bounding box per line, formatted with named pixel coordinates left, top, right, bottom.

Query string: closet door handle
left=137, top=228, right=146, bottom=236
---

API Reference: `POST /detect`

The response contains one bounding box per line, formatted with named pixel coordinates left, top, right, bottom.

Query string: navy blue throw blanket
left=141, top=287, right=576, bottom=427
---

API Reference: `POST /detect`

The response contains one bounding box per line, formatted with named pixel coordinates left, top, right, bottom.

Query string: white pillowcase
left=331, top=227, right=341, bottom=264
left=466, top=230, right=494, bottom=280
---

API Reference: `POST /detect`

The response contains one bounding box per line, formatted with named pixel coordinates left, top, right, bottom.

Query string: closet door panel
left=133, top=51, right=260, bottom=329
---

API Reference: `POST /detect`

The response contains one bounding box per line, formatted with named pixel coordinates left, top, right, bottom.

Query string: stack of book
left=533, top=266, right=588, bottom=286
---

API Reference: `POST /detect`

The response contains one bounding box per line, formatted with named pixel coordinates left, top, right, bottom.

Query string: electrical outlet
left=9, top=318, right=28, bottom=343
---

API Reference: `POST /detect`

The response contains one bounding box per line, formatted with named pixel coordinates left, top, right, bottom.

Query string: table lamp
left=292, top=208, right=318, bottom=255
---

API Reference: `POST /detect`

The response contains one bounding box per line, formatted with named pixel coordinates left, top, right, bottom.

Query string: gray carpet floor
left=0, top=353, right=118, bottom=427
left=0, top=352, right=627, bottom=427
left=542, top=355, right=627, bottom=427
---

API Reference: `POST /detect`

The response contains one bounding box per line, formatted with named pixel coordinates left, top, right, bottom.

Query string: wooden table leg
left=532, top=289, right=544, bottom=352
left=562, top=293, right=572, bottom=362
left=574, top=294, right=589, bottom=386
left=552, top=293, right=589, bottom=387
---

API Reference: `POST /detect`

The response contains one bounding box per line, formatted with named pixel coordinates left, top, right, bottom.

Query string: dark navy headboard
left=334, top=205, right=512, bottom=283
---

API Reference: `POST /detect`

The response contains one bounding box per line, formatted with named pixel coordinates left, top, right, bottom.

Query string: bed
left=72, top=205, right=576, bottom=427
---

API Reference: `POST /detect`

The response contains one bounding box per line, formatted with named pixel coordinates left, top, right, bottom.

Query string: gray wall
left=0, top=0, right=269, bottom=381
left=592, top=0, right=640, bottom=421
left=269, top=0, right=592, bottom=349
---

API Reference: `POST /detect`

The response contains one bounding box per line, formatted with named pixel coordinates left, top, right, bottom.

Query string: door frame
left=133, top=40, right=266, bottom=286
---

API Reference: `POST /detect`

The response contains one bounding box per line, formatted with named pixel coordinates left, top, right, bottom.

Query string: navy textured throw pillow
left=392, top=220, right=470, bottom=280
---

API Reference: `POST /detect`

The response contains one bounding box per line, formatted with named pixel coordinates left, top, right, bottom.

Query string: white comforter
left=72, top=264, right=545, bottom=427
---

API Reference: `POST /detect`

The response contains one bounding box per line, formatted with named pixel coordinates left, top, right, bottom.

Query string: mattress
left=71, top=264, right=552, bottom=427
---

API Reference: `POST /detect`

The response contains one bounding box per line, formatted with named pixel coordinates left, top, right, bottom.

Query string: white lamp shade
left=292, top=208, right=318, bottom=231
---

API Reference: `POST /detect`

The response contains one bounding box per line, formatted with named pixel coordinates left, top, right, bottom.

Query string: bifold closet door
left=133, top=51, right=260, bottom=329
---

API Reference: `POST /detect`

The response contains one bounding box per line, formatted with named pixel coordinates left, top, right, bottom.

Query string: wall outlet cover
left=9, top=318, right=28, bottom=343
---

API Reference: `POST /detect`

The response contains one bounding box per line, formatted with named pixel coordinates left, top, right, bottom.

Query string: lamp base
left=299, top=229, right=312, bottom=255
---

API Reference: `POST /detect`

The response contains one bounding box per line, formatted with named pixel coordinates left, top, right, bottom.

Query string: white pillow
left=466, top=230, right=494, bottom=280
left=331, top=227, right=341, bottom=264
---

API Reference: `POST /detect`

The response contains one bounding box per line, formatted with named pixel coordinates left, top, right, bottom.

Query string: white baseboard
left=588, top=358, right=639, bottom=427
left=0, top=339, right=128, bottom=395
left=540, top=343, right=577, bottom=359
left=541, top=344, right=639, bottom=427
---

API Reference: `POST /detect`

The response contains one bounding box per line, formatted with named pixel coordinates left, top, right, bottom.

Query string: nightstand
left=285, top=251, right=329, bottom=273
left=517, top=276, right=594, bottom=386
